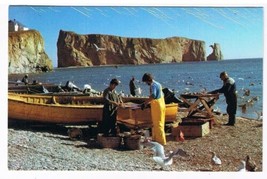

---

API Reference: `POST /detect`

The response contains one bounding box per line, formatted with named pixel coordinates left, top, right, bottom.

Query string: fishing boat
left=8, top=92, right=103, bottom=124
left=8, top=81, right=83, bottom=94
left=8, top=93, right=179, bottom=127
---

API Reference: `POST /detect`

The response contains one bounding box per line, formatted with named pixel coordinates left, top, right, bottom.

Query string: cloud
left=183, top=8, right=224, bottom=29
left=70, top=7, right=92, bottom=18
left=212, top=8, right=247, bottom=28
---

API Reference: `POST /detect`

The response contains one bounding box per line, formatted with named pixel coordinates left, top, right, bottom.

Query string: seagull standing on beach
left=93, top=43, right=106, bottom=51
left=211, top=152, right=222, bottom=165
left=237, top=160, right=247, bottom=172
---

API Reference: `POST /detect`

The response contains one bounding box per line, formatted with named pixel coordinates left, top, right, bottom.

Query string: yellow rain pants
left=150, top=93, right=166, bottom=145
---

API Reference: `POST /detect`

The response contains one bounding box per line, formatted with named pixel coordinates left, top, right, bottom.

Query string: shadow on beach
left=8, top=119, right=102, bottom=149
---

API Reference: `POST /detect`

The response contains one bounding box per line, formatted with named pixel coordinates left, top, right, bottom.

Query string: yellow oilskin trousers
left=150, top=94, right=166, bottom=145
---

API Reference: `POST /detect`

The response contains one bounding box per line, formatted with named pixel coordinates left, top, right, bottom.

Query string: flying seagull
left=93, top=43, right=106, bottom=51
left=141, top=140, right=189, bottom=168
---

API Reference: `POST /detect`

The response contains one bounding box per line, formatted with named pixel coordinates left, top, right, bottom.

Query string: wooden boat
left=8, top=82, right=78, bottom=94
left=8, top=92, right=104, bottom=124
left=8, top=93, right=179, bottom=127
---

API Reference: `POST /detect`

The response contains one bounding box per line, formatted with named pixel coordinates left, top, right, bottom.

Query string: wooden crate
left=178, top=121, right=210, bottom=137
left=117, top=103, right=178, bottom=129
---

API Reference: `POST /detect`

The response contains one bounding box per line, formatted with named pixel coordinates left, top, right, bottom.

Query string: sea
left=10, top=58, right=263, bottom=120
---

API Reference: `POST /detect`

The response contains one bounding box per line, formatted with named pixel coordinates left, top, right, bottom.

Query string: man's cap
left=110, top=78, right=120, bottom=85
left=220, top=71, right=228, bottom=78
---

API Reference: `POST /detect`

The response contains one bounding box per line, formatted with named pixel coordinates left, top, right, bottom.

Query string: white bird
left=142, top=141, right=165, bottom=158
left=237, top=160, right=247, bottom=172
left=142, top=140, right=189, bottom=167
left=255, top=111, right=263, bottom=120
left=93, top=43, right=106, bottom=51
left=211, top=152, right=222, bottom=165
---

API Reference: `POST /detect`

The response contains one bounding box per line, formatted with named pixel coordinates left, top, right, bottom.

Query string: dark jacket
left=210, top=77, right=237, bottom=114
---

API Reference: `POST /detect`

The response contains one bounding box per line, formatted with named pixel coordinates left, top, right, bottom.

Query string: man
left=142, top=73, right=166, bottom=145
left=101, top=78, right=123, bottom=136
left=129, top=76, right=137, bottom=96
left=209, top=71, right=237, bottom=126
left=21, top=74, right=29, bottom=85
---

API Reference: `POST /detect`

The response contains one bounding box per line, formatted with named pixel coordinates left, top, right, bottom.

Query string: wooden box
left=178, top=121, right=210, bottom=137
left=117, top=103, right=178, bottom=129
left=117, top=106, right=152, bottom=128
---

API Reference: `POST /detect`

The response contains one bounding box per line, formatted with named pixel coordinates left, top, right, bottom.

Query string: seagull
left=141, top=140, right=189, bottom=168
left=245, top=155, right=257, bottom=171
left=237, top=160, right=247, bottom=172
left=93, top=43, right=106, bottom=51
left=211, top=152, right=222, bottom=165
left=255, top=111, right=263, bottom=120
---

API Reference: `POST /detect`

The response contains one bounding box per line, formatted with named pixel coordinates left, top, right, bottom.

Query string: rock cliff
left=57, top=30, right=207, bottom=67
left=8, top=30, right=53, bottom=74
left=207, top=43, right=223, bottom=61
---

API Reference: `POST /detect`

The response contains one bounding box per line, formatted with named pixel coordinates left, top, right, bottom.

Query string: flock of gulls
left=140, top=138, right=258, bottom=171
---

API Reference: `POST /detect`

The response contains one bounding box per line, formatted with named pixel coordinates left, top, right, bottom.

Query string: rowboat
left=8, top=92, right=103, bottom=124
left=8, top=93, right=179, bottom=127
left=8, top=82, right=185, bottom=107
left=8, top=82, right=82, bottom=94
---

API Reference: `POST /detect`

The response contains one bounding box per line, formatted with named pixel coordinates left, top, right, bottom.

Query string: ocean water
left=11, top=58, right=263, bottom=120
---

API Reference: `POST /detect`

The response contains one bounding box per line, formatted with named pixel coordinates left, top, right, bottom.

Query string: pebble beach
left=8, top=113, right=263, bottom=174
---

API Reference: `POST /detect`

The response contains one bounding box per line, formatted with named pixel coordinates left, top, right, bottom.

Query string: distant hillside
left=8, top=30, right=53, bottom=74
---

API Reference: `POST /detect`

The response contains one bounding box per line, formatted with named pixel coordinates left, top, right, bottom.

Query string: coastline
left=8, top=114, right=262, bottom=171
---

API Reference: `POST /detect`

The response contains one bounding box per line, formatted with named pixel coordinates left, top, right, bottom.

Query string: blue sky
left=8, top=6, right=263, bottom=67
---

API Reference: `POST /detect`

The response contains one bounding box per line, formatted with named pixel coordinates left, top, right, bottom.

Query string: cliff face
left=8, top=30, right=53, bottom=74
left=57, top=30, right=207, bottom=67
left=207, top=43, right=223, bottom=61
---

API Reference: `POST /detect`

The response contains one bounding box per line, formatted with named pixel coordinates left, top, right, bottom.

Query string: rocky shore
left=7, top=112, right=263, bottom=173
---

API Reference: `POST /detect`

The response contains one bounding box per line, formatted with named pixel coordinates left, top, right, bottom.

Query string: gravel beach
left=8, top=113, right=263, bottom=173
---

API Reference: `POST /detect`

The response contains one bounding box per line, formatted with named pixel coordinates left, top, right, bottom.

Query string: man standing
left=142, top=73, right=166, bottom=145
left=209, top=71, right=237, bottom=126
left=21, top=74, right=29, bottom=85
left=101, top=78, right=123, bottom=136
left=129, top=76, right=137, bottom=96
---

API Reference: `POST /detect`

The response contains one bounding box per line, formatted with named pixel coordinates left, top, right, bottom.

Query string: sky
left=8, top=5, right=264, bottom=67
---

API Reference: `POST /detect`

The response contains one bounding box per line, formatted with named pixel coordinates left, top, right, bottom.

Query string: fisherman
left=129, top=76, right=137, bottom=96
left=101, top=78, right=124, bottom=137
left=208, top=71, right=237, bottom=126
left=141, top=73, right=166, bottom=145
left=21, top=74, right=29, bottom=85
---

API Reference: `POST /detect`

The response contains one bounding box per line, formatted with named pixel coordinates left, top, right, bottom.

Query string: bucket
left=124, top=134, right=143, bottom=150
left=97, top=133, right=121, bottom=149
